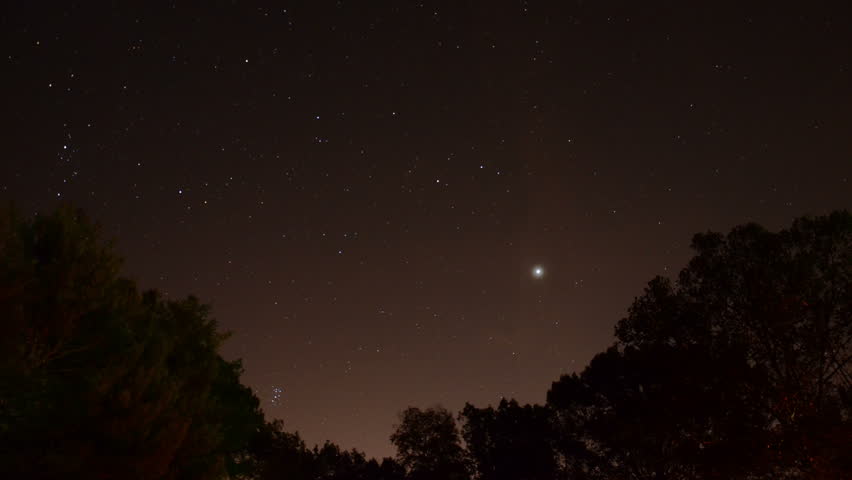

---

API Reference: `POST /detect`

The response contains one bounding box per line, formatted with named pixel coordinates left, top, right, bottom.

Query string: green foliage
left=0, top=205, right=264, bottom=479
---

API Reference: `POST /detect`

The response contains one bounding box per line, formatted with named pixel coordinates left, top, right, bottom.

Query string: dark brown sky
left=3, top=1, right=851, bottom=458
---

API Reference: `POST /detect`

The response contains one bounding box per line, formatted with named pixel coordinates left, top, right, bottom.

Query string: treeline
left=0, top=207, right=263, bottom=479
left=1, top=206, right=850, bottom=479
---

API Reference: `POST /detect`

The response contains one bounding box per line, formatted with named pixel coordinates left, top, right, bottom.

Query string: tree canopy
left=548, top=210, right=852, bottom=479
left=390, top=406, right=470, bottom=480
left=3, top=205, right=848, bottom=479
left=0, top=206, right=264, bottom=479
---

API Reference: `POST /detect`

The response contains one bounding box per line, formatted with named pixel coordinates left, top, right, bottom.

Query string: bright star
left=532, top=265, right=544, bottom=278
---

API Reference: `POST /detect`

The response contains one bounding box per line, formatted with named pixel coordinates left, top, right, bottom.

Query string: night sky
left=3, top=2, right=851, bottom=458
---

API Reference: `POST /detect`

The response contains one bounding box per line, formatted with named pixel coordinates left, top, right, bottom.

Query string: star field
left=3, top=1, right=851, bottom=458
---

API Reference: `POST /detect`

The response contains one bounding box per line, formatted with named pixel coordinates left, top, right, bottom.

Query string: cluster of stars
left=271, top=386, right=283, bottom=406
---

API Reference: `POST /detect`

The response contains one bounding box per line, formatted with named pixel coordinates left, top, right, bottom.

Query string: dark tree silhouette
left=0, top=206, right=264, bottom=479
left=460, top=399, right=560, bottom=480
left=548, top=344, right=768, bottom=479
left=248, top=419, right=406, bottom=480
left=549, top=210, right=852, bottom=479
left=4, top=205, right=849, bottom=480
left=247, top=420, right=316, bottom=480
left=390, top=406, right=470, bottom=480
left=313, top=442, right=407, bottom=480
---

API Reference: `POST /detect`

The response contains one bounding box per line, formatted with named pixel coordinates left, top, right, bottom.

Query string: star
left=532, top=265, right=544, bottom=279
